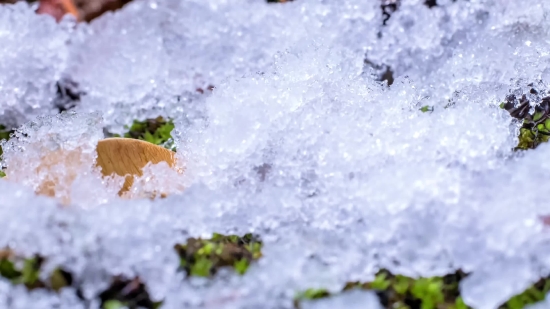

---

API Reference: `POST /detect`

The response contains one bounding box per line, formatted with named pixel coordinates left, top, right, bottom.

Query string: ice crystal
left=1, top=0, right=550, bottom=308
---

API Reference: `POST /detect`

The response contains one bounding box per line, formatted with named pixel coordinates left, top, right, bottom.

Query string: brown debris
left=98, top=276, right=161, bottom=309
left=0, top=0, right=133, bottom=23
left=36, top=0, right=78, bottom=22
left=95, top=138, right=178, bottom=195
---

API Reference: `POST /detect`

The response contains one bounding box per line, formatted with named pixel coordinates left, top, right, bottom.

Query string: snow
left=1, top=0, right=550, bottom=308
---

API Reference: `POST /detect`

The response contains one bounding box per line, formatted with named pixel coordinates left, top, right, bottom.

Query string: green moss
left=98, top=277, right=162, bottom=309
left=419, top=105, right=434, bottom=113
left=0, top=249, right=162, bottom=308
left=174, top=233, right=263, bottom=278
left=0, top=125, right=11, bottom=142
left=0, top=124, right=14, bottom=160
left=49, top=268, right=72, bottom=292
left=0, top=257, right=22, bottom=280
left=1, top=254, right=43, bottom=289
left=500, top=93, right=550, bottom=150
left=111, top=117, right=176, bottom=151
left=294, top=270, right=469, bottom=309
left=293, top=288, right=331, bottom=308
left=0, top=249, right=71, bottom=291
left=500, top=278, right=550, bottom=309
left=294, top=288, right=331, bottom=301
left=294, top=269, right=550, bottom=309
left=19, top=257, right=42, bottom=287
left=351, top=270, right=468, bottom=309
left=510, top=115, right=550, bottom=151
left=103, top=300, right=126, bottom=309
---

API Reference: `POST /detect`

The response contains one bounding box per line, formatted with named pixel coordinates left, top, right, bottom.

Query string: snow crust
left=2, top=0, right=550, bottom=308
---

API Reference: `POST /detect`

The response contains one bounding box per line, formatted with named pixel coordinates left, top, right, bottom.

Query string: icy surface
left=2, top=0, right=550, bottom=308
left=0, top=112, right=120, bottom=206
left=0, top=2, right=72, bottom=127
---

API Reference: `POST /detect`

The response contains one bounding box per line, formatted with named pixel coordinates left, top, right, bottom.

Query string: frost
left=66, top=0, right=381, bottom=133
left=2, top=0, right=550, bottom=309
left=0, top=2, right=72, bottom=127
left=125, top=161, right=185, bottom=199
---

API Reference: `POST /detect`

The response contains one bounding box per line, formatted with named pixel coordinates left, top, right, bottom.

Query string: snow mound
left=1, top=0, right=550, bottom=308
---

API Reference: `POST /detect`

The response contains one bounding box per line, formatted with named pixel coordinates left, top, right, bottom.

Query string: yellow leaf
left=96, top=138, right=177, bottom=194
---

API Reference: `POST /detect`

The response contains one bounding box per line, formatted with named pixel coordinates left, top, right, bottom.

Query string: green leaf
left=505, top=295, right=524, bottom=309
left=176, top=233, right=263, bottom=278
left=20, top=258, right=40, bottom=286
left=197, top=242, right=215, bottom=256
left=0, top=170, right=5, bottom=178
left=50, top=268, right=70, bottom=292
left=179, top=259, right=188, bottom=269
left=420, top=105, right=434, bottom=113
left=421, top=298, right=435, bottom=309
left=234, top=259, right=250, bottom=275
left=211, top=233, right=224, bottom=242
left=0, top=258, right=21, bottom=280
left=410, top=277, right=444, bottom=309
left=190, top=258, right=212, bottom=277
left=129, top=121, right=146, bottom=133
left=122, top=118, right=176, bottom=149
left=295, top=288, right=330, bottom=300
left=214, top=245, right=223, bottom=256
left=103, top=300, right=126, bottom=309
left=393, top=275, right=410, bottom=295
left=0, top=125, right=11, bottom=141
left=503, top=280, right=550, bottom=309
left=370, top=272, right=391, bottom=290
left=533, top=111, right=545, bottom=122
left=228, top=235, right=240, bottom=243
left=143, top=131, right=157, bottom=144
left=517, top=128, right=537, bottom=150
left=156, top=122, right=175, bottom=142
left=246, top=242, right=263, bottom=259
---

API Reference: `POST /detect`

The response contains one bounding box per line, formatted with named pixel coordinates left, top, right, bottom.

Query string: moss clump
left=174, top=233, right=263, bottom=278
left=293, top=288, right=331, bottom=308
left=294, top=269, right=469, bottom=309
left=501, top=90, right=550, bottom=150
left=500, top=277, right=550, bottom=309
left=294, top=269, right=550, bottom=309
left=111, top=117, right=176, bottom=151
left=0, top=124, right=14, bottom=158
left=98, top=276, right=162, bottom=309
left=0, top=249, right=72, bottom=292
left=0, top=249, right=161, bottom=308
left=0, top=124, right=14, bottom=178
left=345, top=270, right=469, bottom=309
left=419, top=105, right=434, bottom=113
left=0, top=125, right=11, bottom=142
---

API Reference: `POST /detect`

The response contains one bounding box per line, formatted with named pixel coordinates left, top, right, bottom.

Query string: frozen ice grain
left=2, top=0, right=550, bottom=308
left=0, top=112, right=120, bottom=206
left=0, top=2, right=72, bottom=127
